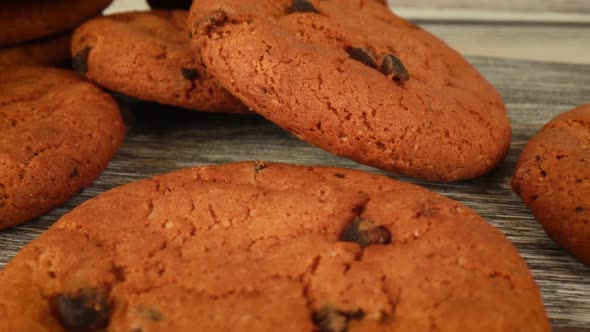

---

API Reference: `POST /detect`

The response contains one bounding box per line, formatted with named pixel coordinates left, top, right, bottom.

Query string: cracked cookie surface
left=188, top=0, right=511, bottom=181
left=0, top=0, right=113, bottom=46
left=0, top=66, right=126, bottom=229
left=0, top=162, right=548, bottom=331
left=513, top=104, right=590, bottom=265
left=71, top=10, right=247, bottom=113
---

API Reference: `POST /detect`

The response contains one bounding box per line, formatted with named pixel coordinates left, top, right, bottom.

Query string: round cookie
left=0, top=162, right=549, bottom=331
left=0, top=32, right=71, bottom=67
left=71, top=10, right=246, bottom=113
left=147, top=0, right=192, bottom=9
left=513, top=104, right=590, bottom=265
left=0, top=66, right=126, bottom=230
left=0, top=0, right=113, bottom=46
left=188, top=0, right=511, bottom=181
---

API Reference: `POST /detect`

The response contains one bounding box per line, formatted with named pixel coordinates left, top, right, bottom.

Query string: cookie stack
left=0, top=0, right=113, bottom=66
left=2, top=0, right=589, bottom=330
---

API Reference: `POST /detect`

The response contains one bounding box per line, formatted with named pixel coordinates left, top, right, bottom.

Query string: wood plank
left=421, top=23, right=590, bottom=65
left=390, top=0, right=589, bottom=14
left=1, top=57, right=589, bottom=328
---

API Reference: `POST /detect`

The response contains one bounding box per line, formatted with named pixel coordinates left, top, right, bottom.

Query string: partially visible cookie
left=0, top=32, right=71, bottom=67
left=71, top=10, right=246, bottom=113
left=188, top=0, right=511, bottom=181
left=0, top=0, right=113, bottom=46
left=147, top=0, right=192, bottom=9
left=0, top=162, right=549, bottom=331
left=0, top=66, right=126, bottom=229
left=513, top=104, right=590, bottom=265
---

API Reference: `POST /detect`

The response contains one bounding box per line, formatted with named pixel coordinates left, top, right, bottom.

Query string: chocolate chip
left=380, top=54, right=409, bottom=84
left=254, top=161, right=267, bottom=174
left=55, top=288, right=110, bottom=331
left=334, top=173, right=346, bottom=179
left=340, top=217, right=391, bottom=247
left=181, top=68, right=199, bottom=80
left=72, top=46, right=91, bottom=74
left=204, top=9, right=228, bottom=34
left=288, top=0, right=319, bottom=14
left=577, top=207, right=584, bottom=214
left=188, top=31, right=193, bottom=39
left=345, top=47, right=377, bottom=69
left=312, top=307, right=364, bottom=332
left=70, top=166, right=79, bottom=178
left=541, top=170, right=547, bottom=177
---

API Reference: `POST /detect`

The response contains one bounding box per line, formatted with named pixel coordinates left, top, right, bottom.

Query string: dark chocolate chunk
left=181, top=68, right=199, bottom=80
left=577, top=207, right=585, bottom=214
left=345, top=47, right=377, bottom=69
left=254, top=161, right=267, bottom=174
left=55, top=288, right=110, bottom=331
left=208, top=10, right=228, bottom=29
left=288, top=0, right=319, bottom=14
left=72, top=46, right=91, bottom=75
left=340, top=217, right=391, bottom=247
left=312, top=307, right=364, bottom=332
left=70, top=166, right=79, bottom=178
left=334, top=173, right=346, bottom=179
left=380, top=54, right=409, bottom=84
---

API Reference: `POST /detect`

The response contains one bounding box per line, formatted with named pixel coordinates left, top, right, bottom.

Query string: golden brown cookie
left=513, top=104, right=590, bottom=265
left=0, top=66, right=126, bottom=230
left=71, top=10, right=247, bottom=113
left=0, top=0, right=113, bottom=46
left=0, top=162, right=549, bottom=331
left=188, top=0, right=511, bottom=181
left=0, top=32, right=71, bottom=67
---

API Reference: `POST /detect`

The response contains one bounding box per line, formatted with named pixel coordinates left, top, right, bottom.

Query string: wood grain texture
left=0, top=58, right=589, bottom=328
left=422, top=23, right=590, bottom=65
left=390, top=0, right=589, bottom=14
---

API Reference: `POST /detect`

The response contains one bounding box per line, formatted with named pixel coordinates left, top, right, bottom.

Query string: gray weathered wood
left=1, top=57, right=589, bottom=329
left=421, top=23, right=590, bottom=65
left=391, top=0, right=589, bottom=14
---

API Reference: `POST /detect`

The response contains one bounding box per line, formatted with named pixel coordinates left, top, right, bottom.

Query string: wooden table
left=2, top=0, right=590, bottom=330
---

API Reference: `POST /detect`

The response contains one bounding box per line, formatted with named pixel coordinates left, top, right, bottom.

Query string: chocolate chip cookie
left=513, top=104, right=590, bottom=265
left=71, top=10, right=246, bottom=113
left=0, top=32, right=71, bottom=67
left=0, top=66, right=126, bottom=229
left=0, top=0, right=113, bottom=46
left=0, top=162, right=549, bottom=331
left=188, top=0, right=511, bottom=181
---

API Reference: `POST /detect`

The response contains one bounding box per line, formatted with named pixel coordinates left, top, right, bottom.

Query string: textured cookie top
left=0, top=66, right=126, bottom=229
left=71, top=10, right=247, bottom=113
left=0, top=0, right=113, bottom=46
left=0, top=162, right=548, bottom=331
left=513, top=104, right=590, bottom=264
left=188, top=0, right=511, bottom=181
